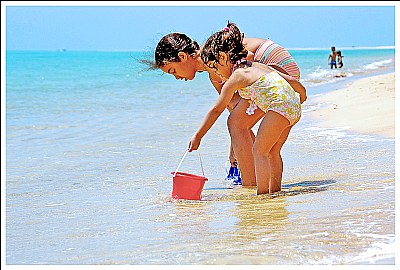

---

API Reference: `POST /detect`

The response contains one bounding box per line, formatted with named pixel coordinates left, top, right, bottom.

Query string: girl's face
left=160, top=52, right=198, bottom=81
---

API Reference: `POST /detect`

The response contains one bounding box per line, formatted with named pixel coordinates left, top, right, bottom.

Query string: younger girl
left=187, top=22, right=307, bottom=195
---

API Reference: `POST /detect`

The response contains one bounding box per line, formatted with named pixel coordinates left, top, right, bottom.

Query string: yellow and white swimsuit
left=238, top=70, right=301, bottom=126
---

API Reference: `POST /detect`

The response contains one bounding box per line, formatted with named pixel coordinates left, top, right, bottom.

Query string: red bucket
left=171, top=171, right=208, bottom=200
left=171, top=150, right=207, bottom=200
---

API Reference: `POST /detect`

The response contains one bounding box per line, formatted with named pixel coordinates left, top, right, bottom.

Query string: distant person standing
left=328, top=46, right=337, bottom=69
left=337, top=50, right=344, bottom=68
left=335, top=50, right=347, bottom=77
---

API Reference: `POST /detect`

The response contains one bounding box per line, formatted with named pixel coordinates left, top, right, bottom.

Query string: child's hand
left=300, top=93, right=307, bottom=104
left=188, top=135, right=201, bottom=152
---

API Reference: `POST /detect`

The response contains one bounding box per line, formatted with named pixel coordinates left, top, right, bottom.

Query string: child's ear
left=219, top=52, right=228, bottom=63
left=178, top=52, right=187, bottom=62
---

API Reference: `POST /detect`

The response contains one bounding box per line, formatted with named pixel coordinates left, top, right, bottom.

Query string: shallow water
left=5, top=50, right=395, bottom=265
left=6, top=115, right=395, bottom=265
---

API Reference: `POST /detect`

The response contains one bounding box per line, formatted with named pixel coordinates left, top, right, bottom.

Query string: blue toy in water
left=225, top=161, right=242, bottom=188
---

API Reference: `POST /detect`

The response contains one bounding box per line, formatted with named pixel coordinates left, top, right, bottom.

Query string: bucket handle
left=173, top=150, right=205, bottom=177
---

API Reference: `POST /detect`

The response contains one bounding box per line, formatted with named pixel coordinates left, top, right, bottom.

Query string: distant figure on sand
left=328, top=46, right=337, bottom=69
left=187, top=22, right=307, bottom=195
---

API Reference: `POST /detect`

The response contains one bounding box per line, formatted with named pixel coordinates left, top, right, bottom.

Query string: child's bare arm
left=188, top=71, right=249, bottom=151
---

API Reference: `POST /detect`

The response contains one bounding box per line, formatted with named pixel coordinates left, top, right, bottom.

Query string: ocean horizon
left=6, top=44, right=396, bottom=52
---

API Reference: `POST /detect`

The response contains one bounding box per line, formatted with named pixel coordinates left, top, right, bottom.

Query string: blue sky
left=4, top=3, right=397, bottom=51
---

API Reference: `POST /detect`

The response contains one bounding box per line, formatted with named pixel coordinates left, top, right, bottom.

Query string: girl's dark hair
left=152, top=33, right=200, bottom=68
left=200, top=22, right=248, bottom=68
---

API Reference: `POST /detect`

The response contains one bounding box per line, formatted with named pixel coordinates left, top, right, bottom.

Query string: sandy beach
left=310, top=73, right=395, bottom=138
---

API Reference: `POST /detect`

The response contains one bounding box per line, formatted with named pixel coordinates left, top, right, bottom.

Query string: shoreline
left=308, top=72, right=395, bottom=139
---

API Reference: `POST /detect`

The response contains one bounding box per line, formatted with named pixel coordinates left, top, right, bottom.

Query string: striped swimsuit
left=254, top=39, right=301, bottom=81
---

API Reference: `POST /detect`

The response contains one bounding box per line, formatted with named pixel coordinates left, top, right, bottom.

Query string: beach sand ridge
left=309, top=73, right=395, bottom=138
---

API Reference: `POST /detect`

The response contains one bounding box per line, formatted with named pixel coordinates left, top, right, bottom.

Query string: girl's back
left=243, top=37, right=267, bottom=58
left=244, top=37, right=300, bottom=80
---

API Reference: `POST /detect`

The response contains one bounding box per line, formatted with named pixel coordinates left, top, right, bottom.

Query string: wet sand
left=309, top=73, right=395, bottom=138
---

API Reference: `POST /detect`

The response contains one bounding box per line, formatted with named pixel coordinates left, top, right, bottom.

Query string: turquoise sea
left=5, top=48, right=395, bottom=265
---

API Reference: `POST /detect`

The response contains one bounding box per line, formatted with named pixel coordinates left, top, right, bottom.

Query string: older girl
left=187, top=22, right=306, bottom=195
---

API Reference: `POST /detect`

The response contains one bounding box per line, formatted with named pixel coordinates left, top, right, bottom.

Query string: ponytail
left=201, top=21, right=248, bottom=67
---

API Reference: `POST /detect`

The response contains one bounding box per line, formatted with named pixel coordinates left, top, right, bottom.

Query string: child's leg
left=269, top=126, right=292, bottom=193
left=229, top=119, right=257, bottom=165
left=228, top=99, right=264, bottom=187
left=253, top=111, right=290, bottom=195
